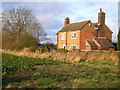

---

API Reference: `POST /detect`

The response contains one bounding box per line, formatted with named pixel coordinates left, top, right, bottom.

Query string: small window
left=71, top=45, right=76, bottom=49
left=71, top=32, right=76, bottom=39
left=61, top=33, right=65, bottom=40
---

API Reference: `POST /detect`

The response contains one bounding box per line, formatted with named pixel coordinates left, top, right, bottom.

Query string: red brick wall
left=97, top=24, right=112, bottom=40
left=80, top=22, right=96, bottom=50
left=57, top=31, right=80, bottom=50
left=57, top=32, right=67, bottom=49
left=66, top=30, right=80, bottom=50
left=57, top=21, right=113, bottom=50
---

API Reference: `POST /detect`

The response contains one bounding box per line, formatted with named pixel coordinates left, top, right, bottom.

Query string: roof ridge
left=59, top=20, right=90, bottom=32
left=68, top=20, right=90, bottom=25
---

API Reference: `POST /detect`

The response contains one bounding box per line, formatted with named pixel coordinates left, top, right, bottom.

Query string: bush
left=38, top=43, right=57, bottom=51
left=2, top=31, right=37, bottom=50
left=29, top=46, right=49, bottom=53
left=28, top=43, right=57, bottom=53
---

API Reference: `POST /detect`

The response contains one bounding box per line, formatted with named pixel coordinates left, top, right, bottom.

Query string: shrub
left=38, top=43, right=57, bottom=52
left=2, top=31, right=37, bottom=50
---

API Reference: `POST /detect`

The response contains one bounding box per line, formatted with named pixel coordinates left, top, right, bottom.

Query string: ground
left=2, top=53, right=119, bottom=88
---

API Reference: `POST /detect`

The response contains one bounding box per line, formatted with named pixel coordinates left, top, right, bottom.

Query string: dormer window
left=61, top=33, right=65, bottom=40
left=71, top=32, right=76, bottom=39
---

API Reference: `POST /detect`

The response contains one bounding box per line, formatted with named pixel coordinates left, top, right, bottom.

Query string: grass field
left=2, top=53, right=119, bottom=88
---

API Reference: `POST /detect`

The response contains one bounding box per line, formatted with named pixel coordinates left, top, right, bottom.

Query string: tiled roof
left=59, top=20, right=89, bottom=32
left=93, top=23, right=113, bottom=33
left=94, top=37, right=115, bottom=48
left=87, top=40, right=98, bottom=47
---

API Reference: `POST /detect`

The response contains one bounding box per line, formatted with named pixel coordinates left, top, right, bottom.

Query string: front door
left=62, top=44, right=66, bottom=49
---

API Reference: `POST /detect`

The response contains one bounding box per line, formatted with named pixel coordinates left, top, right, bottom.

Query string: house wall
left=66, top=30, right=80, bottom=50
left=57, top=30, right=80, bottom=50
left=103, top=24, right=113, bottom=40
left=80, top=23, right=96, bottom=50
left=97, top=24, right=112, bottom=40
left=57, top=32, right=67, bottom=49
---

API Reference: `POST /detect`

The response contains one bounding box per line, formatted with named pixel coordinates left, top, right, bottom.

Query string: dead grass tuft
left=1, top=49, right=119, bottom=64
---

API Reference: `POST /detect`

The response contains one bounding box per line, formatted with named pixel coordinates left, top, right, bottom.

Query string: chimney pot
left=98, top=8, right=105, bottom=24
left=64, top=17, right=70, bottom=26
left=100, top=8, right=102, bottom=12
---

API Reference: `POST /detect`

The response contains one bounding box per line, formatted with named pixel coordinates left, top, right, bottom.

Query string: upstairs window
left=71, top=45, right=76, bottom=49
left=71, top=32, right=76, bottom=39
left=61, top=33, right=65, bottom=40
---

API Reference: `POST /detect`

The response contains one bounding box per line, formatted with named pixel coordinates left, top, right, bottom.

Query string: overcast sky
left=1, top=1, right=119, bottom=43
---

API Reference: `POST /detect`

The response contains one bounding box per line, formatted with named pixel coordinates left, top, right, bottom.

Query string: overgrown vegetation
left=2, top=53, right=119, bottom=88
left=2, top=49, right=119, bottom=65
left=26, top=43, right=57, bottom=53
left=2, top=7, right=49, bottom=50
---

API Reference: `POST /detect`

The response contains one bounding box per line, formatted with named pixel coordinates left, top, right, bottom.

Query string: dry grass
left=1, top=49, right=119, bottom=65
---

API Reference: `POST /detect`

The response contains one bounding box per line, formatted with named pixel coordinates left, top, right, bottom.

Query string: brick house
left=57, top=9, right=115, bottom=50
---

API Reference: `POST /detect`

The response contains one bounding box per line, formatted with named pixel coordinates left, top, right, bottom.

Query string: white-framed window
left=70, top=45, right=76, bottom=49
left=71, top=32, right=76, bottom=39
left=61, top=33, right=65, bottom=40
left=62, top=44, right=66, bottom=49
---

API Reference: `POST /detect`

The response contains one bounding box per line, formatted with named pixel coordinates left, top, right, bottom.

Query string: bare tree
left=28, top=22, right=47, bottom=42
left=2, top=7, right=47, bottom=42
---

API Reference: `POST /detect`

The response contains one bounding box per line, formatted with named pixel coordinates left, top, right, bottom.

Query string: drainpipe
left=96, top=29, right=98, bottom=37
left=95, top=25, right=99, bottom=37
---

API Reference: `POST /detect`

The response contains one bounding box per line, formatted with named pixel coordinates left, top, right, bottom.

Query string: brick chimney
left=98, top=8, right=105, bottom=24
left=64, top=17, right=70, bottom=26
